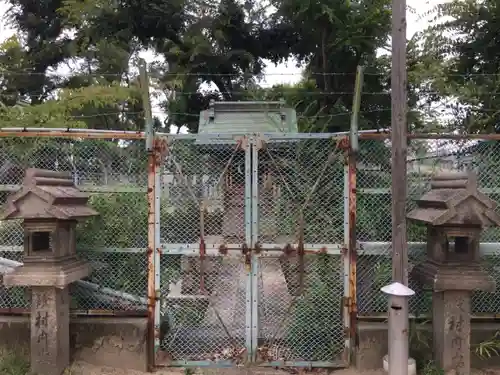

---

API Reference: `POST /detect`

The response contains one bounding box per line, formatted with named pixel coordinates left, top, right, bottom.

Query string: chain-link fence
left=0, top=132, right=148, bottom=313
left=357, top=136, right=500, bottom=317
left=5, top=129, right=500, bottom=361
left=157, top=134, right=349, bottom=367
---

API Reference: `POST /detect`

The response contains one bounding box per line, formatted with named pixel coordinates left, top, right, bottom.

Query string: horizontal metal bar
left=1, top=127, right=146, bottom=135
left=0, top=246, right=146, bottom=253
left=359, top=187, right=500, bottom=194
left=357, top=312, right=500, bottom=320
left=259, top=243, right=343, bottom=255
left=2, top=242, right=500, bottom=256
left=160, top=243, right=343, bottom=255
left=0, top=184, right=146, bottom=193
left=1, top=257, right=147, bottom=307
left=358, top=242, right=500, bottom=256
left=0, top=308, right=147, bottom=316
left=160, top=243, right=242, bottom=256
left=260, top=129, right=388, bottom=140
left=164, top=360, right=235, bottom=367
left=357, top=133, right=500, bottom=140
left=156, top=133, right=239, bottom=141
left=260, top=360, right=346, bottom=368
left=0, top=130, right=144, bottom=140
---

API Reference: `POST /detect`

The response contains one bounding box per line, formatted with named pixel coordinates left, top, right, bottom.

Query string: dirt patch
left=63, top=363, right=500, bottom=375
left=64, top=364, right=388, bottom=375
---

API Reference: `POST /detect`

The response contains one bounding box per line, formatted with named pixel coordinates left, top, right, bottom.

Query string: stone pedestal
left=31, top=286, right=70, bottom=375
left=433, top=291, right=471, bottom=375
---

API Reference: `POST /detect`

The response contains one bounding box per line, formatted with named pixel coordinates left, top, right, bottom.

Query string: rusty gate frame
left=147, top=132, right=358, bottom=370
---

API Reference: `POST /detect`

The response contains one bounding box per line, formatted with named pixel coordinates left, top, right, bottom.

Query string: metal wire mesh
left=159, top=136, right=245, bottom=247
left=159, top=254, right=247, bottom=363
left=158, top=136, right=248, bottom=363
left=257, top=254, right=345, bottom=363
left=357, top=137, right=500, bottom=316
left=258, top=138, right=345, bottom=245
left=0, top=135, right=148, bottom=312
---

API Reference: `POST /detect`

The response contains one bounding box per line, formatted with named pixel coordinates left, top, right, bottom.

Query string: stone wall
left=356, top=320, right=500, bottom=370
left=0, top=315, right=148, bottom=372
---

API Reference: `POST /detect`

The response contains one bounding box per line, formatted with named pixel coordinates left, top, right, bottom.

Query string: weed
left=475, top=331, right=500, bottom=359
left=0, top=348, right=29, bottom=375
left=420, top=361, right=445, bottom=375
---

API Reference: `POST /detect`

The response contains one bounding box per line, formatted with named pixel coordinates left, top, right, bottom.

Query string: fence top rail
left=2, top=128, right=500, bottom=142
left=359, top=132, right=500, bottom=141
left=0, top=128, right=145, bottom=140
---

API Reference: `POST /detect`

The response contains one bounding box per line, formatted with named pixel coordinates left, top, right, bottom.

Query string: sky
left=0, top=0, right=445, bottom=132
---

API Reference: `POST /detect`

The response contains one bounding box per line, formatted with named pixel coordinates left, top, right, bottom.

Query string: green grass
left=0, top=348, right=30, bottom=375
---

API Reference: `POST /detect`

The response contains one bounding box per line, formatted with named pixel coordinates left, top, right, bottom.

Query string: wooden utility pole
left=388, top=0, right=410, bottom=373
left=391, top=0, right=408, bottom=289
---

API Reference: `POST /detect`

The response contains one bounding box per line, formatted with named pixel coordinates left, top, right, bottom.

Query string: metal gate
left=153, top=133, right=352, bottom=368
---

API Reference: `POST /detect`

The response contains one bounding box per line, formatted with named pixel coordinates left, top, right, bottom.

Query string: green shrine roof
left=198, top=100, right=298, bottom=135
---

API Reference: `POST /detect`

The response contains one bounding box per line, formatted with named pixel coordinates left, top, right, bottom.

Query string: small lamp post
left=381, top=281, right=416, bottom=375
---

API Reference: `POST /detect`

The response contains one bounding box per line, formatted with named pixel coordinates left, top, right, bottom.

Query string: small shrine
left=408, top=171, right=500, bottom=375
left=181, top=100, right=298, bottom=294
left=1, top=168, right=98, bottom=375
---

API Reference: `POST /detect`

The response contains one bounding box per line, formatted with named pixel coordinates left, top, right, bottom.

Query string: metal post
left=139, top=58, right=154, bottom=152
left=346, top=65, right=364, bottom=362
left=139, top=58, right=157, bottom=370
left=390, top=0, right=409, bottom=370
left=250, top=136, right=260, bottom=362
left=381, top=283, right=415, bottom=375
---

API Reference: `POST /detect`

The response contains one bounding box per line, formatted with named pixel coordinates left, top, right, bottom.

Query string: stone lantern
left=1, top=168, right=98, bottom=375
left=408, top=171, right=500, bottom=375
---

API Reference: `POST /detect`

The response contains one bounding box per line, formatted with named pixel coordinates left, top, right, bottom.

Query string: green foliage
left=0, top=83, right=139, bottom=129
left=420, top=361, right=445, bottom=375
left=475, top=331, right=500, bottom=360
left=77, top=193, right=148, bottom=248
left=285, top=254, right=343, bottom=360
left=0, top=348, right=29, bottom=375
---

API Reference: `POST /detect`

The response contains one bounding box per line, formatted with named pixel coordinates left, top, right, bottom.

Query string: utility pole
left=387, top=0, right=411, bottom=373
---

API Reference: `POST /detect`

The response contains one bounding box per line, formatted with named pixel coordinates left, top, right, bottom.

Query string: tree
left=414, top=0, right=500, bottom=133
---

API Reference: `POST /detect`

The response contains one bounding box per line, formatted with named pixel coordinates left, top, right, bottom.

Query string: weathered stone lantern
left=408, top=171, right=500, bottom=375
left=1, top=168, right=98, bottom=375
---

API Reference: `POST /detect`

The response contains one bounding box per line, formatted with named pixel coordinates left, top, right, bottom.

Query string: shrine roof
left=407, top=171, right=500, bottom=227
left=0, top=168, right=98, bottom=221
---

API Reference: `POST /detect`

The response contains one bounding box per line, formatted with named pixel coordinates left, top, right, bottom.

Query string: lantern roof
left=407, top=171, right=500, bottom=228
left=198, top=100, right=298, bottom=137
left=1, top=168, right=98, bottom=221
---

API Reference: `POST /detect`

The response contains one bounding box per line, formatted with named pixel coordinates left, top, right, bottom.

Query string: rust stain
left=199, top=237, right=206, bottom=293
left=254, top=242, right=262, bottom=254
left=146, top=152, right=156, bottom=370
left=0, top=131, right=144, bottom=140
left=242, top=243, right=251, bottom=272
left=347, top=143, right=358, bottom=349
left=153, top=136, right=169, bottom=166
left=336, top=136, right=350, bottom=151
left=218, top=244, right=228, bottom=255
